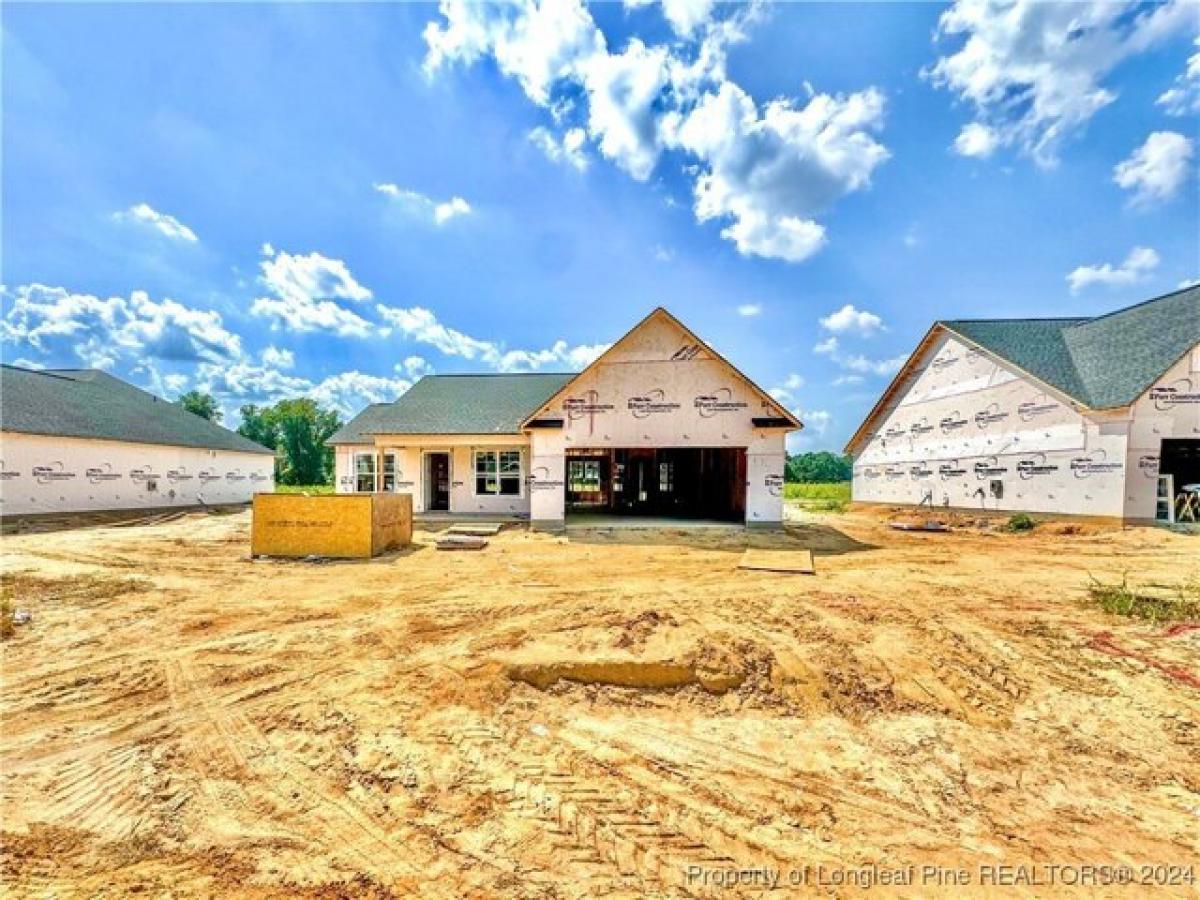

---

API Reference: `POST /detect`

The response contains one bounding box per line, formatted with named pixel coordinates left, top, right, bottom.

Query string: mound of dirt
left=507, top=658, right=744, bottom=694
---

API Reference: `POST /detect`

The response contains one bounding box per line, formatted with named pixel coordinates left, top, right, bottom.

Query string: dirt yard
left=1, top=509, right=1197, bottom=898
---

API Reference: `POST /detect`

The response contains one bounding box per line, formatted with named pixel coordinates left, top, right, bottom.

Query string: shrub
left=1002, top=513, right=1036, bottom=532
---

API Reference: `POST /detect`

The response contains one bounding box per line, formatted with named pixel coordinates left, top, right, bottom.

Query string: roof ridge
left=421, top=371, right=577, bottom=377
left=1, top=364, right=81, bottom=381
left=1072, top=281, right=1199, bottom=326
left=940, top=316, right=1087, bottom=324
left=1, top=366, right=273, bottom=454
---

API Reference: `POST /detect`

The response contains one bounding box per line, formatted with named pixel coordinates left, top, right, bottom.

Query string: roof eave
left=844, top=323, right=943, bottom=457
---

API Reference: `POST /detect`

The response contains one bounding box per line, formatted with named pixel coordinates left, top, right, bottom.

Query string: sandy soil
left=1, top=508, right=1197, bottom=898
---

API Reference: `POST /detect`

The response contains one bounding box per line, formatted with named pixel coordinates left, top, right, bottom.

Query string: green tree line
left=175, top=391, right=342, bottom=486
left=785, top=451, right=852, bottom=483
left=176, top=389, right=850, bottom=487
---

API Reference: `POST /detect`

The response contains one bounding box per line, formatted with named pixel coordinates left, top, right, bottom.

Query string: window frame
left=568, top=459, right=602, bottom=493
left=473, top=448, right=523, bottom=497
left=353, top=451, right=377, bottom=493
left=381, top=451, right=398, bottom=492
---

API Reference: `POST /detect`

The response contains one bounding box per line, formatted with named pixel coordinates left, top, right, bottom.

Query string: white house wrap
left=1, top=367, right=275, bottom=517
left=329, top=308, right=801, bottom=527
left=846, top=285, right=1200, bottom=523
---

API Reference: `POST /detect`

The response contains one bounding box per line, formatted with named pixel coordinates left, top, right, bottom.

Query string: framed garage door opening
left=565, top=448, right=746, bottom=522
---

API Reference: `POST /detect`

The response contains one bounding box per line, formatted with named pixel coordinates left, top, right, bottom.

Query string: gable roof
left=0, top=366, right=274, bottom=455
left=845, top=284, right=1200, bottom=454
left=327, top=373, right=574, bottom=443
left=942, top=284, right=1199, bottom=409
left=519, top=306, right=803, bottom=430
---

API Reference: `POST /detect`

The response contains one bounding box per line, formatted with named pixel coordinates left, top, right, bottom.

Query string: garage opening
left=1159, top=439, right=1200, bottom=522
left=566, top=448, right=745, bottom=522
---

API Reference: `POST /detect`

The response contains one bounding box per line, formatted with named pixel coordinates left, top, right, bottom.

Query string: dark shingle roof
left=941, top=284, right=1199, bottom=409
left=0, top=366, right=274, bottom=455
left=328, top=373, right=574, bottom=443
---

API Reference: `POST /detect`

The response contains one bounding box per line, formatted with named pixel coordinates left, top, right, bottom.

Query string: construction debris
left=890, top=520, right=950, bottom=532
left=446, top=523, right=504, bottom=536
left=436, top=534, right=488, bottom=551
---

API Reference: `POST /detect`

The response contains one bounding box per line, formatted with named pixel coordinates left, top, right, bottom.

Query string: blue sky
left=3, top=1, right=1197, bottom=452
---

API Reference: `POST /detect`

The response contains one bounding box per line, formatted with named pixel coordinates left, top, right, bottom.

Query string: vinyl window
left=382, top=452, right=398, bottom=492
left=658, top=460, right=674, bottom=493
left=568, top=460, right=601, bottom=493
left=354, top=452, right=377, bottom=493
left=475, top=450, right=521, bottom=496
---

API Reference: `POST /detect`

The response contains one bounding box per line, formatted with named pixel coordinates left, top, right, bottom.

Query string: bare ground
left=1, top=509, right=1197, bottom=898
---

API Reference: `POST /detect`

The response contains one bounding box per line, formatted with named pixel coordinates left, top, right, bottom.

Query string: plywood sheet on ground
left=436, top=534, right=488, bottom=550
left=737, top=547, right=815, bottom=574
left=446, top=523, right=503, bottom=536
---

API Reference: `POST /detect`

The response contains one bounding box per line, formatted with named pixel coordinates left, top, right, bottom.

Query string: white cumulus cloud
left=926, top=0, right=1192, bottom=167
left=309, top=371, right=413, bottom=416
left=112, top=203, right=198, bottom=243
left=1, top=283, right=242, bottom=367
left=664, top=81, right=887, bottom=263
left=528, top=125, right=589, bottom=170
left=250, top=246, right=374, bottom=338
left=424, top=0, right=604, bottom=105
left=839, top=353, right=908, bottom=377
left=819, top=303, right=885, bottom=336
left=422, top=0, right=888, bottom=264
left=376, top=303, right=610, bottom=372
left=1113, top=131, right=1194, bottom=207
left=769, top=371, right=806, bottom=403
left=800, top=408, right=832, bottom=435
left=374, top=183, right=473, bottom=224
left=1158, top=36, right=1200, bottom=116
left=953, top=122, right=999, bottom=159
left=193, top=360, right=412, bottom=419
left=737, top=303, right=762, bottom=317
left=400, top=355, right=435, bottom=379
left=261, top=345, right=295, bottom=370
left=1067, top=246, right=1160, bottom=293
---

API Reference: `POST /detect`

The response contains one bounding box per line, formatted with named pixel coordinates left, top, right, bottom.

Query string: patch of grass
left=1087, top=573, right=1200, bottom=624
left=1001, top=512, right=1037, bottom=533
left=784, top=482, right=850, bottom=513
left=274, top=484, right=335, bottom=495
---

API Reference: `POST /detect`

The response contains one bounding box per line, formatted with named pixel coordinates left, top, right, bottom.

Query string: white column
left=529, top=430, right=566, bottom=525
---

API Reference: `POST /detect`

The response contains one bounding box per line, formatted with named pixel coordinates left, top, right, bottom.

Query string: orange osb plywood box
left=251, top=493, right=412, bottom=559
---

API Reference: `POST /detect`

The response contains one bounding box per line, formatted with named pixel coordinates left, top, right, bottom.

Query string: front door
left=625, top=451, right=655, bottom=514
left=427, top=453, right=450, bottom=511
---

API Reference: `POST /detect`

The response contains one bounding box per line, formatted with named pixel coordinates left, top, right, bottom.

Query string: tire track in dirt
left=580, top=717, right=933, bottom=833
left=164, top=658, right=455, bottom=896
left=435, top=715, right=795, bottom=899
